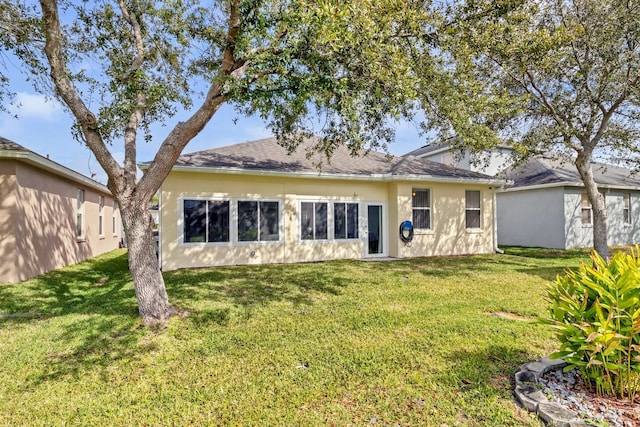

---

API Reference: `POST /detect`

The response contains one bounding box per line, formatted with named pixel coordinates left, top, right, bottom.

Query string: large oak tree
left=1, top=0, right=435, bottom=324
left=423, top=0, right=640, bottom=259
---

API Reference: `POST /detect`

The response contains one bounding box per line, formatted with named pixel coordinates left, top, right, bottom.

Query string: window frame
left=178, top=196, right=282, bottom=246
left=98, top=195, right=104, bottom=237
left=112, top=200, right=118, bottom=236
left=581, top=192, right=593, bottom=225
left=333, top=202, right=359, bottom=240
left=237, top=199, right=281, bottom=243
left=298, top=199, right=361, bottom=243
left=623, top=192, right=631, bottom=225
left=76, top=189, right=85, bottom=240
left=181, top=198, right=231, bottom=244
left=300, top=201, right=329, bottom=241
left=412, top=188, right=432, bottom=230
left=465, top=190, right=482, bottom=230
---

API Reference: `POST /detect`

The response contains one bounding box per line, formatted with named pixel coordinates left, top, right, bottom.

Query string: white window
left=465, top=190, right=481, bottom=229
left=300, top=201, right=328, bottom=240
left=98, top=195, right=104, bottom=236
left=76, top=189, right=85, bottom=239
left=183, top=200, right=231, bottom=243
left=581, top=192, right=592, bottom=225
left=238, top=201, right=279, bottom=242
left=412, top=189, right=431, bottom=230
left=622, top=193, right=631, bottom=224
left=334, top=202, right=359, bottom=239
left=112, top=201, right=118, bottom=235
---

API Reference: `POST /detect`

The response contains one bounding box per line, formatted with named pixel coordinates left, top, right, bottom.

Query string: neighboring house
left=0, top=137, right=121, bottom=283
left=404, top=142, right=514, bottom=176
left=405, top=142, right=640, bottom=249
left=145, top=137, right=505, bottom=271
left=498, top=158, right=640, bottom=249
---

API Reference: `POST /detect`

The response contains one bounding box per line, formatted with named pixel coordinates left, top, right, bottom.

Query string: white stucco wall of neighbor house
left=564, top=188, right=640, bottom=249
left=422, top=148, right=513, bottom=177
left=497, top=187, right=567, bottom=248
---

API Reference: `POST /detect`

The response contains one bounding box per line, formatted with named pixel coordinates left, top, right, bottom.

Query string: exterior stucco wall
left=497, top=187, right=566, bottom=248
left=0, top=160, right=18, bottom=282
left=7, top=161, right=121, bottom=282
left=419, top=148, right=513, bottom=176
left=160, top=171, right=497, bottom=271
left=605, top=191, right=640, bottom=246
left=564, top=188, right=640, bottom=249
left=391, top=182, right=495, bottom=257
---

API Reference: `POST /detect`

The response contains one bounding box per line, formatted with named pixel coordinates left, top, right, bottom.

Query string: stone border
left=514, top=357, right=588, bottom=427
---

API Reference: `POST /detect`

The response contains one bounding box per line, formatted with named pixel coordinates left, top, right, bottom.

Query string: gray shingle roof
left=170, top=136, right=498, bottom=182
left=0, top=136, right=28, bottom=151
left=506, top=157, right=640, bottom=189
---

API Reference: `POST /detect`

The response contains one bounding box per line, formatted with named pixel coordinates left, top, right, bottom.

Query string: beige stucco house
left=0, top=137, right=121, bottom=283
left=149, top=137, right=504, bottom=271
left=406, top=142, right=640, bottom=249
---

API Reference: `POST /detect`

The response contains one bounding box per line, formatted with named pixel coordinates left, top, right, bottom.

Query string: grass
left=0, top=247, right=593, bottom=426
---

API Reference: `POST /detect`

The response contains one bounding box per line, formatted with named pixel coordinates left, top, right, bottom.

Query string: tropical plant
left=543, top=248, right=640, bottom=401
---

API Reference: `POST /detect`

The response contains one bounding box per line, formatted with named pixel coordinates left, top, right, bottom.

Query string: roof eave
left=162, top=164, right=507, bottom=186
left=501, top=181, right=640, bottom=192
left=0, top=149, right=109, bottom=193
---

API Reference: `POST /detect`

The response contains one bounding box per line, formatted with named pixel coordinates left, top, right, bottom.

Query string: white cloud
left=9, top=92, right=63, bottom=122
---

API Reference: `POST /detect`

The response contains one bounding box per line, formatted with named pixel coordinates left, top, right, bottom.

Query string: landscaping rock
left=515, top=385, right=547, bottom=412
left=537, top=402, right=585, bottom=427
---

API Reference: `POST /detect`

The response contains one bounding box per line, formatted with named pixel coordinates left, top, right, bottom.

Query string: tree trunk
left=575, top=152, right=609, bottom=261
left=122, top=203, right=178, bottom=325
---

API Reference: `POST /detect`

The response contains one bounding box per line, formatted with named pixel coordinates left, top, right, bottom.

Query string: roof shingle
left=169, top=136, right=497, bottom=181
left=505, top=157, right=640, bottom=189
left=0, top=136, right=28, bottom=151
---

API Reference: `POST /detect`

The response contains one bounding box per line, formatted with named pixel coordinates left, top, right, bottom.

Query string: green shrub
left=542, top=248, right=640, bottom=401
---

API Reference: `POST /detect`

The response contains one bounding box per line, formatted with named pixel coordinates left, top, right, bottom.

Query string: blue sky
left=0, top=78, right=428, bottom=184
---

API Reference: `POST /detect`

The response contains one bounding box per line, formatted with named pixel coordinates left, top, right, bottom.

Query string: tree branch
left=38, top=0, right=123, bottom=193
left=135, top=0, right=245, bottom=203
left=116, top=0, right=147, bottom=187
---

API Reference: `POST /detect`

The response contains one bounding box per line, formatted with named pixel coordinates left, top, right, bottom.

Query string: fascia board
left=158, top=164, right=508, bottom=186
left=500, top=182, right=640, bottom=192
left=0, top=149, right=109, bottom=193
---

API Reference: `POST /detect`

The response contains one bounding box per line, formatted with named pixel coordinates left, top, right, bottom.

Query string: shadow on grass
left=164, top=262, right=351, bottom=312
left=33, top=317, right=152, bottom=385
left=355, top=255, right=500, bottom=279
left=0, top=250, right=138, bottom=322
left=439, top=344, right=534, bottom=405
left=502, top=246, right=592, bottom=260
left=5, top=252, right=355, bottom=388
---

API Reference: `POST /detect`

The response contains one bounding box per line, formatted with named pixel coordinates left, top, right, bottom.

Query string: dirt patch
left=491, top=311, right=533, bottom=321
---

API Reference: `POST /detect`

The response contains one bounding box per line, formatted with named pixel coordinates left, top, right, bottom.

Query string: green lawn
left=0, top=248, right=592, bottom=426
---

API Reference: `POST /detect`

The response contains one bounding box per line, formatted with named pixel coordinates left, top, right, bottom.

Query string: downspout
left=493, top=187, right=504, bottom=254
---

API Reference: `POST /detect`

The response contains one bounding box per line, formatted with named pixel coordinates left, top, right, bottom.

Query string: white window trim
left=333, top=201, right=360, bottom=241
left=112, top=200, right=118, bottom=236
left=581, top=192, right=593, bottom=227
left=297, top=198, right=361, bottom=243
left=298, top=199, right=330, bottom=243
left=98, top=195, right=105, bottom=238
left=178, top=196, right=284, bottom=247
left=465, top=190, right=482, bottom=231
left=623, top=193, right=631, bottom=226
left=412, top=188, right=432, bottom=231
left=76, top=189, right=85, bottom=241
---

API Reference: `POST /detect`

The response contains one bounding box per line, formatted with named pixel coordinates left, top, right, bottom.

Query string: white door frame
left=364, top=201, right=388, bottom=258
